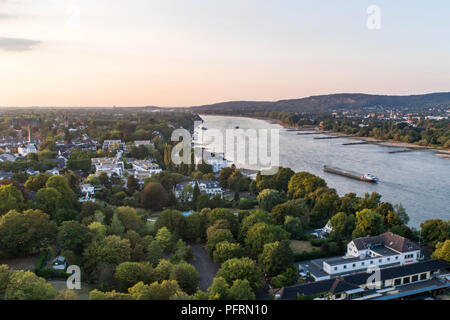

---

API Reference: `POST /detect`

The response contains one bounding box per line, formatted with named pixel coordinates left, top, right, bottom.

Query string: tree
left=129, top=280, right=183, bottom=300
left=141, top=182, right=169, bottom=211
left=0, top=210, right=57, bottom=256
left=169, top=261, right=199, bottom=295
left=207, top=276, right=230, bottom=300
left=244, top=222, right=290, bottom=258
left=55, top=289, right=79, bottom=300
left=192, top=182, right=200, bottom=209
left=206, top=229, right=235, bottom=256
left=83, top=235, right=132, bottom=274
left=4, top=270, right=57, bottom=300
left=155, top=227, right=173, bottom=252
left=394, top=203, right=410, bottom=225
left=24, top=173, right=49, bottom=192
left=213, top=241, right=244, bottom=264
left=229, top=279, right=256, bottom=300
left=275, top=167, right=295, bottom=192
left=258, top=240, right=293, bottom=276
left=127, top=175, right=140, bottom=194
left=45, top=175, right=76, bottom=204
left=196, top=194, right=211, bottom=211
left=117, top=207, right=143, bottom=231
left=420, top=219, right=449, bottom=247
left=352, top=209, right=385, bottom=238
left=58, top=221, right=92, bottom=255
left=0, top=184, right=24, bottom=215
left=257, top=189, right=281, bottom=212
left=155, top=209, right=186, bottom=239
left=36, top=187, right=65, bottom=214
left=283, top=216, right=303, bottom=240
left=114, top=262, right=153, bottom=291
left=217, top=257, right=263, bottom=292
left=432, top=240, right=450, bottom=262
left=330, top=212, right=356, bottom=239
left=147, top=241, right=164, bottom=267
left=287, top=172, right=326, bottom=199
left=109, top=212, right=125, bottom=236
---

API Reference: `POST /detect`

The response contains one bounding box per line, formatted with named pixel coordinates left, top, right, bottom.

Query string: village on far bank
left=0, top=109, right=448, bottom=301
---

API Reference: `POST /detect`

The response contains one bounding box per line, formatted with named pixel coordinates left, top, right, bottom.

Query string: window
left=334, top=267, right=337, bottom=271
left=412, top=275, right=418, bottom=282
left=352, top=264, right=356, bottom=268
left=379, top=259, right=382, bottom=263
left=394, top=279, right=401, bottom=286
left=370, top=261, right=373, bottom=264
left=387, top=258, right=390, bottom=262
left=396, top=256, right=399, bottom=260
left=420, top=273, right=427, bottom=280
left=361, top=262, right=365, bottom=266
left=403, top=277, right=410, bottom=284
left=343, top=265, right=347, bottom=269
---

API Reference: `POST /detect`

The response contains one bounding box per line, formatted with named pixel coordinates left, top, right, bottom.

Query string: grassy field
left=0, top=255, right=39, bottom=271
left=49, top=280, right=94, bottom=300
left=290, top=240, right=316, bottom=254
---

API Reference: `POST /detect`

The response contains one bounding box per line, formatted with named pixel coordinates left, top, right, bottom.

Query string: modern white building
left=91, top=157, right=125, bottom=178
left=134, top=140, right=154, bottom=148
left=102, top=140, right=126, bottom=151
left=298, top=232, right=422, bottom=281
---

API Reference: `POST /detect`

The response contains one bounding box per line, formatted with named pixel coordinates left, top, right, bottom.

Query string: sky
left=0, top=0, right=449, bottom=107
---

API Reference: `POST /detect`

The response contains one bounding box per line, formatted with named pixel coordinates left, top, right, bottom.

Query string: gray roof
left=352, top=232, right=420, bottom=253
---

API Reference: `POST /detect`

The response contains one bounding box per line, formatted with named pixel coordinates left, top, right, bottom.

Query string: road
left=189, top=243, right=219, bottom=291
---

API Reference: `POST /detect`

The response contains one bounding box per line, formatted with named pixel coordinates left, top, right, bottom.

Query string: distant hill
left=189, top=92, right=450, bottom=113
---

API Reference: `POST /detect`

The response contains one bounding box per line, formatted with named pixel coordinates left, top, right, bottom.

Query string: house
left=102, top=140, right=126, bottom=152
left=297, top=232, right=422, bottom=281
left=310, top=220, right=333, bottom=239
left=132, top=160, right=162, bottom=175
left=0, top=153, right=16, bottom=162
left=272, top=260, right=450, bottom=300
left=26, top=169, right=40, bottom=176
left=47, top=168, right=60, bottom=175
left=91, top=157, right=125, bottom=178
left=174, top=180, right=223, bottom=200
left=18, top=144, right=37, bottom=156
left=79, top=184, right=95, bottom=202
left=134, top=140, right=154, bottom=148
left=0, top=171, right=13, bottom=180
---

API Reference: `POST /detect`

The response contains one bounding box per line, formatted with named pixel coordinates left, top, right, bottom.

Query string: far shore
left=199, top=113, right=450, bottom=158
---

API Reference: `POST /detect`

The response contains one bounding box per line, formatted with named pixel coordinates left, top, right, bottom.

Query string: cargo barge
left=323, top=165, right=378, bottom=183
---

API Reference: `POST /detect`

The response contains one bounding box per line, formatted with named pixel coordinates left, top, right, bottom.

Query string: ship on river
left=323, top=165, right=379, bottom=183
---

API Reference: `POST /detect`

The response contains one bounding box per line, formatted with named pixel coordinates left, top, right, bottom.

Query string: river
left=199, top=115, right=450, bottom=228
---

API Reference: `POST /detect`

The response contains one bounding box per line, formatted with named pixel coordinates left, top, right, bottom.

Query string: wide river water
left=199, top=115, right=450, bottom=228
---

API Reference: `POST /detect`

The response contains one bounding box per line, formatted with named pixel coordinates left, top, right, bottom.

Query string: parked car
left=51, top=256, right=67, bottom=271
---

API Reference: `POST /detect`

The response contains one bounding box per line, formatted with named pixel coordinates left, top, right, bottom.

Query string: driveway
left=189, top=244, right=219, bottom=291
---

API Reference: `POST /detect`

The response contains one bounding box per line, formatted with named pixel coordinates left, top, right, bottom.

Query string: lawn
left=49, top=280, right=94, bottom=300
left=290, top=240, right=316, bottom=254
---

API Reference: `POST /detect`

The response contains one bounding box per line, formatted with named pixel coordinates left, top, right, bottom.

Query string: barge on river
left=323, top=165, right=378, bottom=183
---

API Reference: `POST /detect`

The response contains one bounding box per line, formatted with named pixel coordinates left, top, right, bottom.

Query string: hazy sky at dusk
left=1, top=0, right=449, bottom=107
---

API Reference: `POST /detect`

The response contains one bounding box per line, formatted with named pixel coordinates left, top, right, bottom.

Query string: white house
left=134, top=140, right=154, bottom=148
left=79, top=184, right=95, bottom=202
left=174, top=180, right=223, bottom=200
left=298, top=232, right=422, bottom=281
left=47, top=168, right=60, bottom=175
left=18, top=144, right=37, bottom=156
